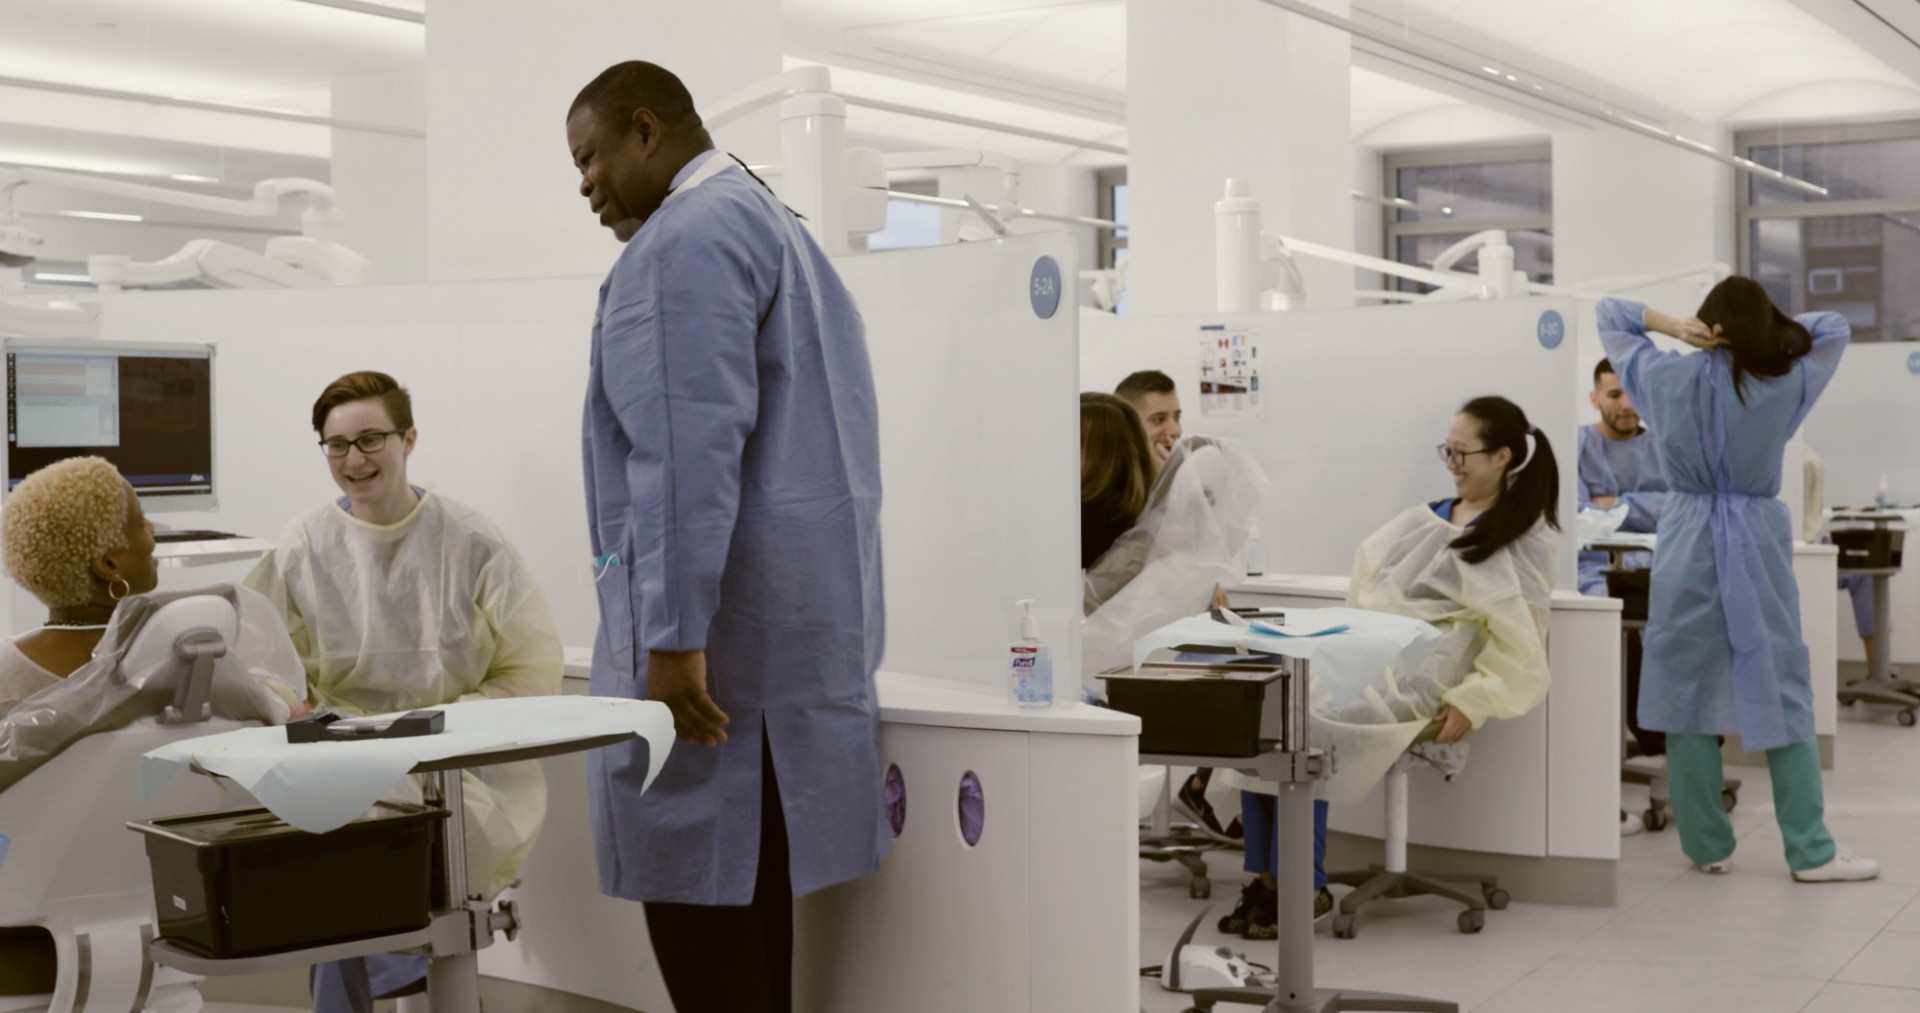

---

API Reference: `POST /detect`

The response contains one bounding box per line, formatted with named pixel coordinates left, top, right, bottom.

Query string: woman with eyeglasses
left=1223, top=396, right=1560, bottom=935
left=244, top=370, right=563, bottom=1013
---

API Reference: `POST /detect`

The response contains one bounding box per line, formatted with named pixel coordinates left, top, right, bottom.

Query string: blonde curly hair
left=2, top=457, right=133, bottom=608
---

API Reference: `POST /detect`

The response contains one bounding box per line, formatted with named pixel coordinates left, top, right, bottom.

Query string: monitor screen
left=4, top=340, right=216, bottom=510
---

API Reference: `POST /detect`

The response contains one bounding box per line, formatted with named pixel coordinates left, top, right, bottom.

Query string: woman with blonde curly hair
left=0, top=456, right=160, bottom=715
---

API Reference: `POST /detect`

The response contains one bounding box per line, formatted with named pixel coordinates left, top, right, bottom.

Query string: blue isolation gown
left=1575, top=424, right=1669, bottom=595
left=582, top=151, right=888, bottom=905
left=1598, top=297, right=1848, bottom=750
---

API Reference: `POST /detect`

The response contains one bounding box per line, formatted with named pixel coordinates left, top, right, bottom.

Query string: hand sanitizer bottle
left=1008, top=599, right=1053, bottom=710
left=1877, top=474, right=1893, bottom=509
left=1244, top=516, right=1265, bottom=577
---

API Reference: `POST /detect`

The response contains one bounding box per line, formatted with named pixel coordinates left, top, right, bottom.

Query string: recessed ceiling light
left=51, top=210, right=144, bottom=222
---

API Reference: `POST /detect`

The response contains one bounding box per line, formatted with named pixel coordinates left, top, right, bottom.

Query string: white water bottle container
left=1244, top=517, right=1265, bottom=577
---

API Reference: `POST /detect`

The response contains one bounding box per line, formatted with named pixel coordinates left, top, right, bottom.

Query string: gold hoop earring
left=108, top=578, right=131, bottom=601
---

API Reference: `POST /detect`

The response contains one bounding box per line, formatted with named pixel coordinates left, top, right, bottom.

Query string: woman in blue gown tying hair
left=1598, top=278, right=1877, bottom=882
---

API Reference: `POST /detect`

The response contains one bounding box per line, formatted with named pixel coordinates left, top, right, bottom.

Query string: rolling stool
left=1832, top=516, right=1915, bottom=724
left=1609, top=570, right=1739, bottom=831
left=1326, top=757, right=1508, bottom=938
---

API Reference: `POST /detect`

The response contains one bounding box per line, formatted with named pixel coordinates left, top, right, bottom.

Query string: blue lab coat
left=1598, top=297, right=1847, bottom=751
left=581, top=152, right=888, bottom=905
left=1576, top=424, right=1669, bottom=595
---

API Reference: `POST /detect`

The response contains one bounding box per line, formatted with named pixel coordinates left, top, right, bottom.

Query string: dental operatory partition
left=1802, top=342, right=1920, bottom=668
left=81, top=231, right=1134, bottom=1013
left=1079, top=298, right=1584, bottom=592
left=81, top=236, right=1084, bottom=680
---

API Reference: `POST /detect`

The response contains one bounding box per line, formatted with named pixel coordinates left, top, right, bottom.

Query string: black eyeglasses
left=1436, top=444, right=1496, bottom=468
left=320, top=430, right=406, bottom=458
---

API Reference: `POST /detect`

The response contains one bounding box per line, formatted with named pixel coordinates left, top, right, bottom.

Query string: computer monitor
left=4, top=339, right=218, bottom=512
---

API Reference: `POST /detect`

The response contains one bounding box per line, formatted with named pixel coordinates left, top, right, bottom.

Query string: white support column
left=1554, top=125, right=1735, bottom=385
left=425, top=0, right=781, bottom=281
left=332, top=71, right=427, bottom=284
left=1126, top=0, right=1354, bottom=315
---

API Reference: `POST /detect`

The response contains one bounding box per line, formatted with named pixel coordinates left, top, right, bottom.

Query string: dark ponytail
left=1450, top=396, right=1560, bottom=565
left=1696, top=275, right=1811, bottom=405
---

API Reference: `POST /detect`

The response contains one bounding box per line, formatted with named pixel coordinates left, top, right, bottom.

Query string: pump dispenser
left=1007, top=599, right=1054, bottom=710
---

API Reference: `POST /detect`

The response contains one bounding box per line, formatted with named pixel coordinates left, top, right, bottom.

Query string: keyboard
left=152, top=530, right=241, bottom=543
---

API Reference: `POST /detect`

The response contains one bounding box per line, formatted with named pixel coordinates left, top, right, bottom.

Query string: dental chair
left=0, top=595, right=261, bottom=1013
left=1325, top=756, right=1510, bottom=939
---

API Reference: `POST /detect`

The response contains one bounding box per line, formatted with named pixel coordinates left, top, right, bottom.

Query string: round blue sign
left=1909, top=350, right=1920, bottom=375
left=1029, top=256, right=1062, bottom=320
left=1537, top=309, right=1566, bottom=350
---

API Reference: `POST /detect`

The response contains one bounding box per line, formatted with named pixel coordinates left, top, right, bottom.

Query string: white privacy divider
left=80, top=233, right=1082, bottom=686
left=1803, top=342, right=1920, bottom=667
left=1081, top=298, right=1583, bottom=591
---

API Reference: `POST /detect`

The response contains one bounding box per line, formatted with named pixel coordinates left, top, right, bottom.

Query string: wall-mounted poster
left=1198, top=325, right=1261, bottom=419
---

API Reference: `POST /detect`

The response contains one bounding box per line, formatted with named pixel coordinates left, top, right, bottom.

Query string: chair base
left=1324, top=865, right=1507, bottom=938
left=1186, top=984, right=1459, bottom=1012
left=1141, top=827, right=1218, bottom=900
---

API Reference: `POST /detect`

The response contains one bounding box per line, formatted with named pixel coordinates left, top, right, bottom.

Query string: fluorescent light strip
left=31, top=273, right=93, bottom=283
left=285, top=0, right=423, bottom=23
left=842, top=95, right=1127, bottom=156
left=1256, top=0, right=1831, bottom=198
left=0, top=74, right=425, bottom=139
left=52, top=210, right=143, bottom=222
left=169, top=174, right=219, bottom=183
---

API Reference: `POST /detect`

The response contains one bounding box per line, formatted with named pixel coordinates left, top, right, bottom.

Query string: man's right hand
left=647, top=649, right=730, bottom=746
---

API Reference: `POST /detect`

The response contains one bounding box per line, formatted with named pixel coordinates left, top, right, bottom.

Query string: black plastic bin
left=1102, top=669, right=1281, bottom=758
left=129, top=801, right=445, bottom=959
left=1833, top=528, right=1905, bottom=571
left=1606, top=569, right=1651, bottom=623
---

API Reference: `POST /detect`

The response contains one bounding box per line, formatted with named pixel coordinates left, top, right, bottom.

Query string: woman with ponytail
left=1320, top=395, right=1561, bottom=800
left=1599, top=279, right=1875, bottom=883
left=1224, top=396, right=1559, bottom=933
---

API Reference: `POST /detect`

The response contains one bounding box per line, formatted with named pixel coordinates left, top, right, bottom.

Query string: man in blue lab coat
left=567, top=61, right=887, bottom=1013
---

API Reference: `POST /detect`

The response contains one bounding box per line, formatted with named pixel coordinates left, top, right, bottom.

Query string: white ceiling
left=1370, top=0, right=1920, bottom=123
left=4, top=0, right=1920, bottom=239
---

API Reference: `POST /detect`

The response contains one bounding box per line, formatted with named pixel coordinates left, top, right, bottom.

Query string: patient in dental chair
left=0, top=457, right=306, bottom=790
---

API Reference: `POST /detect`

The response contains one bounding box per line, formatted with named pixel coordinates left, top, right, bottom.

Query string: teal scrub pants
left=1667, top=733, right=1836, bottom=872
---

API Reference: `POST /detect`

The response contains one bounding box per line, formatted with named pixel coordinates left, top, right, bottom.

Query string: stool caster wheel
left=1721, top=788, right=1739, bottom=812
left=1457, top=909, right=1486, bottom=934
left=1190, top=879, right=1212, bottom=900
left=1643, top=807, right=1670, bottom=832
left=1332, top=913, right=1358, bottom=939
left=1484, top=887, right=1511, bottom=910
left=1899, top=710, right=1917, bottom=728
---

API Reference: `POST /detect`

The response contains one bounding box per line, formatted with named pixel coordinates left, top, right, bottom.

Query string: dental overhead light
left=0, top=168, right=372, bottom=292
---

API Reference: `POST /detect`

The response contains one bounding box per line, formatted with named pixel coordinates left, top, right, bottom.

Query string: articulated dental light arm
left=0, top=169, right=342, bottom=237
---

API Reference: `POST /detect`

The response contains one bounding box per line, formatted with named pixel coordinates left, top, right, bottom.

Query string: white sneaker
left=1793, top=846, right=1881, bottom=883
left=1695, top=857, right=1732, bottom=874
left=1620, top=811, right=1645, bottom=838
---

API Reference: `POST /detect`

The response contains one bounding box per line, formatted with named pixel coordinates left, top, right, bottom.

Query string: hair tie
left=1511, top=428, right=1538, bottom=474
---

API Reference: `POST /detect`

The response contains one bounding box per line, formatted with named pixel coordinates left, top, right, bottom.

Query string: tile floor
left=1141, top=707, right=1920, bottom=1013
left=200, top=705, right=1920, bottom=1013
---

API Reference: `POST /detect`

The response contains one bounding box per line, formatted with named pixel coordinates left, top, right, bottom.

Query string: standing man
left=1115, top=369, right=1183, bottom=463
left=567, top=61, right=887, bottom=1013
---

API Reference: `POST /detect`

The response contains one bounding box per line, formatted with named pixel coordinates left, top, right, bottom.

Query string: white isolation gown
left=1226, top=504, right=1554, bottom=803
left=1082, top=436, right=1271, bottom=686
left=245, top=490, right=563, bottom=898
